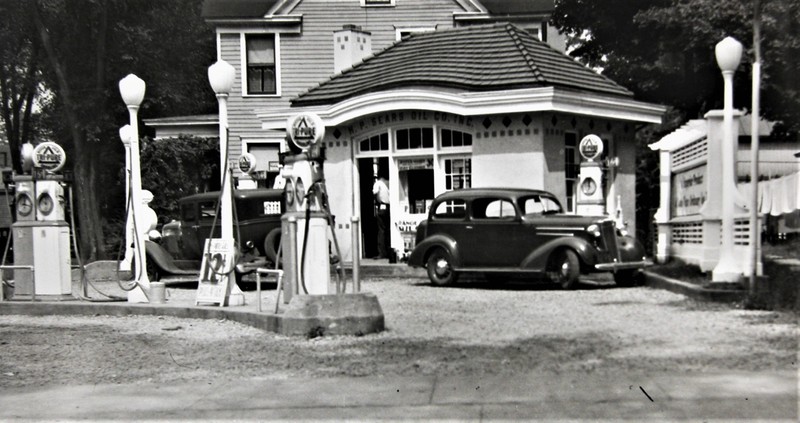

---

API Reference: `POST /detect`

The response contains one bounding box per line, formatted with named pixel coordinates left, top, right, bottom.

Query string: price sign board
left=195, top=238, right=236, bottom=306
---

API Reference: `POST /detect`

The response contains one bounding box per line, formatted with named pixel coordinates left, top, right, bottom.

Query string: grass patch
left=648, top=237, right=798, bottom=312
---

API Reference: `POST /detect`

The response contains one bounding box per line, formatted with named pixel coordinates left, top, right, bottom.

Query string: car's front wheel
left=546, top=249, right=580, bottom=289
left=426, top=248, right=459, bottom=286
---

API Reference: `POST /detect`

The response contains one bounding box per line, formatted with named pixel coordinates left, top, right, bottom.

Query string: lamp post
left=118, top=74, right=150, bottom=302
left=119, top=124, right=134, bottom=271
left=208, top=60, right=236, bottom=240
left=712, top=37, right=745, bottom=283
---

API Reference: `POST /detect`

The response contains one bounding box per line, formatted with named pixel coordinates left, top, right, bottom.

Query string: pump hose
left=203, top=145, right=240, bottom=277
left=66, top=184, right=125, bottom=302
left=1, top=186, right=15, bottom=290
left=299, top=188, right=312, bottom=295
left=105, top=168, right=150, bottom=302
left=318, top=182, right=346, bottom=293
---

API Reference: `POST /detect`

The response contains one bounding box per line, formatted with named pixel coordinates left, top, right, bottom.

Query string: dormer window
left=362, top=0, right=394, bottom=7
left=245, top=34, right=277, bottom=95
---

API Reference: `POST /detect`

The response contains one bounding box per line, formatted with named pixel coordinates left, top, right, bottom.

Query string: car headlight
left=586, top=224, right=601, bottom=238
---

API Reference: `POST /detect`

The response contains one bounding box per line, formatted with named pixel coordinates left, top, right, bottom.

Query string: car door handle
left=191, top=225, right=200, bottom=230
left=466, top=225, right=473, bottom=230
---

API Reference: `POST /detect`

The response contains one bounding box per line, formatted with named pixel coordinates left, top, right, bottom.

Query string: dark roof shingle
left=293, top=23, right=633, bottom=107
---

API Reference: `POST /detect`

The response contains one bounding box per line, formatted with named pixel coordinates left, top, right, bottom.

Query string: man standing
left=372, top=175, right=390, bottom=259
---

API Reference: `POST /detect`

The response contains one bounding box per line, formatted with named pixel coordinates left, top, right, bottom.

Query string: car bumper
left=595, top=259, right=653, bottom=271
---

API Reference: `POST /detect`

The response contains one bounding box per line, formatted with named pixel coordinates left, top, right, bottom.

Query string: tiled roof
left=293, top=23, right=633, bottom=107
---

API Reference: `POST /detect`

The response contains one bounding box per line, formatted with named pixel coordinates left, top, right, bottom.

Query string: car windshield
left=520, top=195, right=563, bottom=215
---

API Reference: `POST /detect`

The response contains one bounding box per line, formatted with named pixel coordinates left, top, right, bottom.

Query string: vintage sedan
left=407, top=188, right=650, bottom=288
left=144, top=188, right=285, bottom=282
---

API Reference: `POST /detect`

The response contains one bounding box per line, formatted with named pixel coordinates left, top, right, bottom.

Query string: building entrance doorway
left=358, top=157, right=389, bottom=259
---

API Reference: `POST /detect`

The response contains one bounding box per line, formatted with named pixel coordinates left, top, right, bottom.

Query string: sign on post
left=195, top=238, right=237, bottom=306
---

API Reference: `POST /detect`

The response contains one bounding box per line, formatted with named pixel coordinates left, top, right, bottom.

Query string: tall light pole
left=119, top=124, right=134, bottom=271
left=118, top=74, right=150, bottom=302
left=749, top=0, right=763, bottom=294
left=208, top=60, right=236, bottom=240
left=712, top=37, right=745, bottom=283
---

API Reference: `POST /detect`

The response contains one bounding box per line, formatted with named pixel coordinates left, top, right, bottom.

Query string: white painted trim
left=258, top=87, right=665, bottom=129
left=395, top=26, right=436, bottom=41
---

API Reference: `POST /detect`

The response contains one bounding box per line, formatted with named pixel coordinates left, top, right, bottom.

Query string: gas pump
left=280, top=113, right=343, bottom=302
left=11, top=141, right=72, bottom=299
left=576, top=134, right=606, bottom=216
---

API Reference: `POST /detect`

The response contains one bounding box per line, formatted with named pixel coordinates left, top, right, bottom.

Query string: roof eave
left=258, top=87, right=665, bottom=130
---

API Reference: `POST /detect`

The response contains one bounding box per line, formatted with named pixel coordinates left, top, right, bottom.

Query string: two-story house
left=155, top=0, right=664, bottom=261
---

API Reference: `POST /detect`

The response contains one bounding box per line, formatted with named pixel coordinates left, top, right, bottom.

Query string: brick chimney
left=334, top=25, right=372, bottom=74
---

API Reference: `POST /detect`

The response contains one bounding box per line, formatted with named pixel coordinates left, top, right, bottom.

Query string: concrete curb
left=0, top=292, right=385, bottom=337
left=643, top=271, right=746, bottom=302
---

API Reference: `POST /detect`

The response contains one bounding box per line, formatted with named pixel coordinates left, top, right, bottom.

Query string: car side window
left=432, top=199, right=466, bottom=219
left=181, top=203, right=196, bottom=222
left=199, top=201, right=217, bottom=221
left=522, top=195, right=563, bottom=215
left=472, top=198, right=516, bottom=220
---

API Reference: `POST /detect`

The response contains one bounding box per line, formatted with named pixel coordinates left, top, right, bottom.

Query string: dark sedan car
left=407, top=188, right=650, bottom=288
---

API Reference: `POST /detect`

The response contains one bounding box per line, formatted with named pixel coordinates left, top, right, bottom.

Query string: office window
left=445, top=157, right=471, bottom=190
left=246, top=35, right=276, bottom=95
left=565, top=133, right=579, bottom=212
left=441, top=129, right=472, bottom=148
left=359, top=132, right=389, bottom=152
left=396, top=127, right=433, bottom=150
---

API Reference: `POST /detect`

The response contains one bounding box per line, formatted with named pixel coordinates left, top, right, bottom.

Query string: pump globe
left=208, top=60, right=236, bottom=94
left=119, top=125, right=132, bottom=144
left=119, top=74, right=146, bottom=107
left=715, top=36, right=743, bottom=72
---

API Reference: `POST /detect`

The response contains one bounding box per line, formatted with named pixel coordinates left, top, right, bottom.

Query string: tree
left=0, top=0, right=42, bottom=173
left=140, top=135, right=219, bottom=224
left=1, top=0, right=217, bottom=260
left=552, top=0, right=799, bottom=249
left=552, top=0, right=800, bottom=135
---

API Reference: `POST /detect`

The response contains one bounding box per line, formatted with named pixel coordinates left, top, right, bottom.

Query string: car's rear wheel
left=426, top=248, right=459, bottom=286
left=613, top=269, right=641, bottom=287
left=546, top=249, right=580, bottom=289
left=264, top=228, right=282, bottom=265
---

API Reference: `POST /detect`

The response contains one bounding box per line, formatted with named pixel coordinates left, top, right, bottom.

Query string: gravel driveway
left=1, top=277, right=797, bottom=389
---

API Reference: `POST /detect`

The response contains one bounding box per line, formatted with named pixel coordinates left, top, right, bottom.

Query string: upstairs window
left=246, top=35, right=276, bottom=95
left=362, top=0, right=394, bottom=6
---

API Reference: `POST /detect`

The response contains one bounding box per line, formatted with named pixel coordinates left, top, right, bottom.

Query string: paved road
left=1, top=275, right=798, bottom=420
left=1, top=371, right=796, bottom=420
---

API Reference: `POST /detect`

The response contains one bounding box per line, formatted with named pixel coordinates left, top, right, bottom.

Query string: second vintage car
left=143, top=188, right=285, bottom=282
left=407, top=188, right=650, bottom=288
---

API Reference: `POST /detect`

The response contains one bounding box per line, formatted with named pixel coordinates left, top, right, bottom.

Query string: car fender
left=519, top=236, right=597, bottom=271
left=144, top=240, right=196, bottom=276
left=407, top=234, right=461, bottom=268
left=618, top=234, right=647, bottom=263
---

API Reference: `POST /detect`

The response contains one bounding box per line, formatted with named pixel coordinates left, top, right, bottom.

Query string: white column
left=119, top=125, right=134, bottom=271
left=119, top=74, right=150, bottom=302
left=712, top=37, right=745, bottom=283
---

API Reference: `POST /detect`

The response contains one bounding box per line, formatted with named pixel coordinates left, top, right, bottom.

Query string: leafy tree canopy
left=552, top=0, right=799, bottom=137
left=0, top=0, right=218, bottom=259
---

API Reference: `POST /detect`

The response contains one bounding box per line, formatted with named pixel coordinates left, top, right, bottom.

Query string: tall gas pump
left=280, top=113, right=341, bottom=302
left=11, top=142, right=72, bottom=299
left=576, top=134, right=606, bottom=216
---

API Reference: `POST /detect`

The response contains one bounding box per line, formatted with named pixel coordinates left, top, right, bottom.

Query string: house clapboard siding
left=218, top=0, right=467, bottom=154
